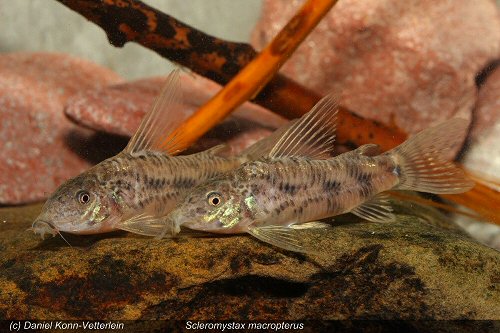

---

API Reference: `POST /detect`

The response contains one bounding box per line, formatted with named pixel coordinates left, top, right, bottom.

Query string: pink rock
left=470, top=65, right=500, bottom=142
left=65, top=73, right=287, bottom=154
left=0, top=52, right=123, bottom=204
left=456, top=66, right=500, bottom=251
left=464, top=65, right=500, bottom=183
left=252, top=0, right=500, bottom=134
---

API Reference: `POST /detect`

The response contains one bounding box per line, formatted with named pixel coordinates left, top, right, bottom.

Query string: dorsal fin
left=268, top=93, right=338, bottom=159
left=240, top=120, right=297, bottom=160
left=124, top=69, right=186, bottom=155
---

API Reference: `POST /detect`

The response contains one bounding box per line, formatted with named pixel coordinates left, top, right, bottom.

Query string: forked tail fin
left=389, top=119, right=474, bottom=194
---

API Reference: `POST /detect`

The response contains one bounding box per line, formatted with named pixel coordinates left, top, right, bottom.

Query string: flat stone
left=0, top=203, right=499, bottom=322
left=252, top=0, right=500, bottom=135
left=0, top=52, right=123, bottom=204
left=65, top=73, right=287, bottom=155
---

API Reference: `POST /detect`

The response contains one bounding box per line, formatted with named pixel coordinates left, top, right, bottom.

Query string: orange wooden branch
left=161, top=0, right=497, bottom=226
left=59, top=0, right=497, bottom=225
left=443, top=183, right=500, bottom=225
left=163, top=0, right=341, bottom=151
left=57, top=0, right=406, bottom=151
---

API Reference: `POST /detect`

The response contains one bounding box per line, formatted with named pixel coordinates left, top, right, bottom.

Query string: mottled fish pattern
left=32, top=70, right=246, bottom=237
left=160, top=94, right=474, bottom=253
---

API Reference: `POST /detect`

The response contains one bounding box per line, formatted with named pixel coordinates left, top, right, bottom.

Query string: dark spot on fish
left=323, top=180, right=341, bottom=192
left=369, top=132, right=374, bottom=139
left=357, top=172, right=372, bottom=185
left=139, top=155, right=147, bottom=160
left=280, top=183, right=297, bottom=195
left=250, top=184, right=260, bottom=195
left=394, top=165, right=401, bottom=176
left=358, top=183, right=372, bottom=198
left=326, top=198, right=338, bottom=213
left=172, top=177, right=196, bottom=188
left=294, top=206, right=304, bottom=215
left=279, top=201, right=290, bottom=211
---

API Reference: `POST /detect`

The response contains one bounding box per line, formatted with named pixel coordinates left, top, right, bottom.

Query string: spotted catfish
left=157, top=94, right=474, bottom=253
left=32, top=70, right=250, bottom=238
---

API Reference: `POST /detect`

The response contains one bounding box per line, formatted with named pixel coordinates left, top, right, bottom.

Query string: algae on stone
left=0, top=203, right=499, bottom=321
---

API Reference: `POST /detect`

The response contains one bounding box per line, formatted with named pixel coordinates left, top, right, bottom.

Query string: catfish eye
left=77, top=191, right=91, bottom=205
left=207, top=192, right=222, bottom=206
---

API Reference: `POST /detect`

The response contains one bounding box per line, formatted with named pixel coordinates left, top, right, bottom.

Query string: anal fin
left=350, top=193, right=395, bottom=223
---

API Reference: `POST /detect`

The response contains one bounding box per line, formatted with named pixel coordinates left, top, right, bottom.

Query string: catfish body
left=160, top=94, right=474, bottom=253
left=32, top=70, right=244, bottom=237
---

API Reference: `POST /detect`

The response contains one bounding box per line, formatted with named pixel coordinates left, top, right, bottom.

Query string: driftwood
left=55, top=0, right=498, bottom=224
left=55, top=0, right=406, bottom=150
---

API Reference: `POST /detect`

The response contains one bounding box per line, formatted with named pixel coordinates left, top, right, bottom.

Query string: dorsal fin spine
left=268, top=93, right=339, bottom=160
left=124, top=69, right=185, bottom=155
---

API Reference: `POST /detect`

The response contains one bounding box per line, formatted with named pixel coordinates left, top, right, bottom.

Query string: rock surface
left=65, top=74, right=287, bottom=155
left=252, top=0, right=500, bottom=135
left=0, top=52, right=123, bottom=204
left=1, top=203, right=499, bottom=323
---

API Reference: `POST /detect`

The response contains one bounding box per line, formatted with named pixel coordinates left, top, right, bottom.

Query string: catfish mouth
left=31, top=219, right=58, bottom=239
left=31, top=219, right=72, bottom=246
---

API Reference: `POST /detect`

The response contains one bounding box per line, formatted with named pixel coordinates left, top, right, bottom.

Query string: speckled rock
left=0, top=52, right=123, bottom=204
left=1, top=203, right=499, bottom=324
left=252, top=0, right=500, bottom=135
left=65, top=74, right=287, bottom=155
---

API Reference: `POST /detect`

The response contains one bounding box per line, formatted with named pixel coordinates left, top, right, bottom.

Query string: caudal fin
left=389, top=119, right=474, bottom=194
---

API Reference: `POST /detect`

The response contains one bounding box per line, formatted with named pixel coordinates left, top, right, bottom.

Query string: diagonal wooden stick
left=56, top=0, right=499, bottom=226
left=56, top=0, right=406, bottom=151
left=163, top=0, right=340, bottom=151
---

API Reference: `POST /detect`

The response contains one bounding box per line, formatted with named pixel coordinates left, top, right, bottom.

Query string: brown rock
left=65, top=74, right=287, bottom=155
left=0, top=52, right=123, bottom=204
left=252, top=0, right=500, bottom=134
left=0, top=203, right=499, bottom=324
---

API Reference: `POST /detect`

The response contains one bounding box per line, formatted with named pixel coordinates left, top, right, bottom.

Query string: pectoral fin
left=350, top=193, right=395, bottom=223
left=115, top=214, right=167, bottom=236
left=247, top=222, right=329, bottom=254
